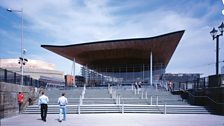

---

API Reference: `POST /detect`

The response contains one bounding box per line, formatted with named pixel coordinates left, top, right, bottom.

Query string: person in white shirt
left=58, top=93, right=68, bottom=122
left=38, top=92, right=49, bottom=122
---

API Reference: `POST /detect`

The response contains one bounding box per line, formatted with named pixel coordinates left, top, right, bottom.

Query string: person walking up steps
left=17, top=92, right=24, bottom=113
left=38, top=92, right=49, bottom=122
left=58, top=93, right=68, bottom=122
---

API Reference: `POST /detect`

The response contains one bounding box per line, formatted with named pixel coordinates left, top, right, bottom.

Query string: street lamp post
left=210, top=22, right=224, bottom=75
left=18, top=49, right=28, bottom=85
left=7, top=8, right=27, bottom=85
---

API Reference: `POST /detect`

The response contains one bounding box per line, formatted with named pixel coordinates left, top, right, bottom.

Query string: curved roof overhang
left=41, top=30, right=184, bottom=72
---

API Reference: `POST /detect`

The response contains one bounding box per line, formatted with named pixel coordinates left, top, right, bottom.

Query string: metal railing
left=0, top=68, right=47, bottom=88
left=173, top=75, right=224, bottom=91
left=180, top=89, right=224, bottom=105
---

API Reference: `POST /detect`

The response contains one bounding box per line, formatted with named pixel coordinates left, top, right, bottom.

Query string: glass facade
left=81, top=64, right=165, bottom=87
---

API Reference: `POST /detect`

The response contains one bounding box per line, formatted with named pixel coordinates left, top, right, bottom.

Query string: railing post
left=141, top=91, right=144, bottom=99
left=150, top=96, right=152, bottom=105
left=4, top=69, right=7, bottom=82
left=156, top=96, right=158, bottom=105
left=112, top=90, right=116, bottom=99
left=78, top=105, right=80, bottom=114
left=122, top=104, right=124, bottom=114
left=145, top=92, right=148, bottom=99
left=14, top=72, right=16, bottom=84
left=116, top=95, right=121, bottom=105
left=109, top=87, right=112, bottom=94
left=24, top=76, right=26, bottom=86
left=119, top=96, right=121, bottom=104
left=164, top=103, right=166, bottom=114
left=80, top=95, right=83, bottom=105
left=84, top=85, right=86, bottom=91
left=82, top=89, right=85, bottom=99
left=203, top=78, right=206, bottom=88
left=118, top=95, right=119, bottom=104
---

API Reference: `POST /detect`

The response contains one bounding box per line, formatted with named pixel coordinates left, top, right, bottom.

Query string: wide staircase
left=23, top=86, right=215, bottom=114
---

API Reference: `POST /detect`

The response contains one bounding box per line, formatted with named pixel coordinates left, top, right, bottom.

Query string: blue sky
left=0, top=0, right=224, bottom=76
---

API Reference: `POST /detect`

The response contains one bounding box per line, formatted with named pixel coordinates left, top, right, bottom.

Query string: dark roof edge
left=41, top=30, right=185, bottom=48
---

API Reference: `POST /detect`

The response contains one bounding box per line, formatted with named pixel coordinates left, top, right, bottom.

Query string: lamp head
left=210, top=27, right=218, bottom=39
left=7, top=8, right=12, bottom=12
left=23, top=49, right=27, bottom=54
left=218, top=22, right=224, bottom=35
left=24, top=58, right=28, bottom=62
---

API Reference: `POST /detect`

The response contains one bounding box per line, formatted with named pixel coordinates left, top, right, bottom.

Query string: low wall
left=0, top=82, right=42, bottom=119
left=187, top=87, right=224, bottom=115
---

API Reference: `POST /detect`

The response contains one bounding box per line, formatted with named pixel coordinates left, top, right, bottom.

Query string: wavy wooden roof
left=41, top=30, right=184, bottom=71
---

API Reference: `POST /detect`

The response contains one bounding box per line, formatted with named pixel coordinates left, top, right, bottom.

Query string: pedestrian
left=38, top=92, right=49, bottom=122
left=17, top=92, right=24, bottom=113
left=134, top=81, right=138, bottom=89
left=138, top=81, right=142, bottom=89
left=58, top=93, right=68, bottom=122
left=168, top=80, right=173, bottom=92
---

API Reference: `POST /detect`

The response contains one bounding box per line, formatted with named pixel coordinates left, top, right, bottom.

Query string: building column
left=143, top=64, right=145, bottom=85
left=132, top=65, right=134, bottom=82
left=150, top=52, right=153, bottom=86
left=73, top=58, right=76, bottom=87
left=85, top=65, right=88, bottom=85
left=126, top=65, right=127, bottom=84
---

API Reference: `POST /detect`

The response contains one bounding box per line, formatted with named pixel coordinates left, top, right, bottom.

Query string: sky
left=0, top=0, right=224, bottom=77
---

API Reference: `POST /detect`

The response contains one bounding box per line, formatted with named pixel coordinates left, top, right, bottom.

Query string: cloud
left=0, top=0, right=223, bottom=76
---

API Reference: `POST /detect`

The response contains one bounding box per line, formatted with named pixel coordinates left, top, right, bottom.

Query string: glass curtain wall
left=81, top=64, right=165, bottom=87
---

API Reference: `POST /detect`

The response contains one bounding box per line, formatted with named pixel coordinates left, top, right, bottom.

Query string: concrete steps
left=83, top=98, right=115, bottom=104
left=23, top=104, right=212, bottom=114
left=164, top=105, right=215, bottom=114
left=24, top=87, right=215, bottom=114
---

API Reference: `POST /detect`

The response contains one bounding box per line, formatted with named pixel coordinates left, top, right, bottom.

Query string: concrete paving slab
left=1, top=114, right=224, bottom=126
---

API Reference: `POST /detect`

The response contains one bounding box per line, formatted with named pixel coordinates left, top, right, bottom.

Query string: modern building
left=42, top=30, right=185, bottom=86
left=0, top=58, right=65, bottom=87
left=161, top=73, right=200, bottom=90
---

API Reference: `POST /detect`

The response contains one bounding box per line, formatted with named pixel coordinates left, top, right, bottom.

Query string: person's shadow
left=55, top=119, right=62, bottom=122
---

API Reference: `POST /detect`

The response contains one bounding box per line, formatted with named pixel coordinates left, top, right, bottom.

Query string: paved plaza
left=1, top=114, right=223, bottom=126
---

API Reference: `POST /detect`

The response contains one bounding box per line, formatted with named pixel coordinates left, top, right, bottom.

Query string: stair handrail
left=180, top=89, right=224, bottom=105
